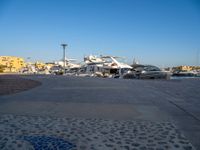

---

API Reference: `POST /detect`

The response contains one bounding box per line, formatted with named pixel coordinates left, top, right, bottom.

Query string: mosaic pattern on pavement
left=0, top=114, right=195, bottom=150
left=18, top=135, right=75, bottom=150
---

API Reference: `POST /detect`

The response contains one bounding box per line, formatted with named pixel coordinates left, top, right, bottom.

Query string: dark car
left=50, top=66, right=64, bottom=75
left=133, top=65, right=169, bottom=79
left=123, top=65, right=170, bottom=79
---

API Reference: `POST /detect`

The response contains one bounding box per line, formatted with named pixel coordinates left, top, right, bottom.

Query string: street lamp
left=61, top=44, right=67, bottom=69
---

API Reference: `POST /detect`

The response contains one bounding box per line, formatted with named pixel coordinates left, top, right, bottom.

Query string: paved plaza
left=0, top=75, right=200, bottom=150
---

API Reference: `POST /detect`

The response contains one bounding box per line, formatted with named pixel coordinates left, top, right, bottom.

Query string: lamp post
left=61, top=44, right=67, bottom=69
left=197, top=50, right=199, bottom=66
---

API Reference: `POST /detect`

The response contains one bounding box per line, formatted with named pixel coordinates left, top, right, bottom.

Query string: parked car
left=172, top=70, right=198, bottom=77
left=50, top=66, right=63, bottom=75
left=123, top=65, right=170, bottom=79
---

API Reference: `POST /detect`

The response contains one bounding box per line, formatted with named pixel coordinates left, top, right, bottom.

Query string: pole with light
left=61, top=44, right=67, bottom=70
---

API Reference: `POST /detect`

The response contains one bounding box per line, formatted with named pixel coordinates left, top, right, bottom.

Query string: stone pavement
left=0, top=114, right=195, bottom=150
left=0, top=75, right=199, bottom=149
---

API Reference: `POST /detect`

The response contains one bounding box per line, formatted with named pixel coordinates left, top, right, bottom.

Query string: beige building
left=0, top=56, right=26, bottom=73
left=35, top=61, right=46, bottom=70
left=173, top=65, right=200, bottom=71
left=173, top=66, right=192, bottom=71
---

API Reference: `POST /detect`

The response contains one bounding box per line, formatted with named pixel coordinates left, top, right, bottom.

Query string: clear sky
left=0, top=0, right=200, bottom=67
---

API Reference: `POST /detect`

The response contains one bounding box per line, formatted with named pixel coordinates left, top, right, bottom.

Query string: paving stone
left=0, top=114, right=196, bottom=150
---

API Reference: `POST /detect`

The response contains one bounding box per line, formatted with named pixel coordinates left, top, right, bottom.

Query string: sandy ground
left=0, top=75, right=41, bottom=95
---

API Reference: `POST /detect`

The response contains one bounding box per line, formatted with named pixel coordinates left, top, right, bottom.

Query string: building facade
left=0, top=56, right=26, bottom=73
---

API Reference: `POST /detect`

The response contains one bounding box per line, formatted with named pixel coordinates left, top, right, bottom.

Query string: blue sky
left=0, top=0, right=199, bottom=67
